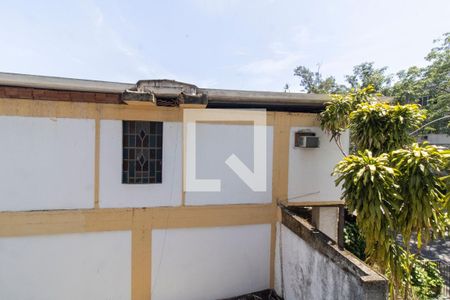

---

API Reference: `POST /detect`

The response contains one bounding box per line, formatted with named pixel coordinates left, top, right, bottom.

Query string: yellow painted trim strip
left=0, top=209, right=133, bottom=237
left=179, top=104, right=207, bottom=109
left=272, top=112, right=290, bottom=203
left=150, top=205, right=275, bottom=229
left=0, top=98, right=319, bottom=126
left=94, top=117, right=100, bottom=209
left=0, top=98, right=182, bottom=122
left=289, top=112, right=321, bottom=127
left=0, top=205, right=276, bottom=237
left=132, top=210, right=152, bottom=300
left=269, top=221, right=277, bottom=288
left=284, top=200, right=345, bottom=207
left=270, top=112, right=291, bottom=290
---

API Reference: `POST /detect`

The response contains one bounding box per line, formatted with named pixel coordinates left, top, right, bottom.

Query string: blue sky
left=0, top=0, right=449, bottom=92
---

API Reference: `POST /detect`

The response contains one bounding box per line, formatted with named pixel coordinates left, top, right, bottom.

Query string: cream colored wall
left=99, top=120, right=183, bottom=208
left=185, top=123, right=273, bottom=205
left=0, top=98, right=348, bottom=299
left=99, top=121, right=273, bottom=207
left=151, top=224, right=271, bottom=300
left=0, top=231, right=131, bottom=300
left=0, top=116, right=95, bottom=211
left=287, top=127, right=349, bottom=203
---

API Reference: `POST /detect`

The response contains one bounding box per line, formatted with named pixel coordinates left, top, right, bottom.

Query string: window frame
left=121, top=120, right=163, bottom=184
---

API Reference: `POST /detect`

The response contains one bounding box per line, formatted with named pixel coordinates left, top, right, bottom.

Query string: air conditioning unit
left=295, top=131, right=320, bottom=148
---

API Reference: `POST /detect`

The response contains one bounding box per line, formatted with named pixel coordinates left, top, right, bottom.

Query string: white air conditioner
left=295, top=131, right=320, bottom=148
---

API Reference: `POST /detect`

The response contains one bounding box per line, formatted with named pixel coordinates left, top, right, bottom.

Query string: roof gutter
left=203, top=88, right=330, bottom=112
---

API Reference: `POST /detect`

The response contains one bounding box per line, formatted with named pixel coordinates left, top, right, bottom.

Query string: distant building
left=418, top=133, right=450, bottom=148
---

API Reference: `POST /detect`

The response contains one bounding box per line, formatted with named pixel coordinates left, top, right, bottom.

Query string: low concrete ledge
left=281, top=207, right=388, bottom=300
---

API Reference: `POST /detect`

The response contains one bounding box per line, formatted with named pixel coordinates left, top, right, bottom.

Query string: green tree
left=391, top=66, right=426, bottom=104
left=345, top=62, right=392, bottom=95
left=294, top=33, right=449, bottom=132
left=321, top=86, right=449, bottom=299
left=392, top=32, right=450, bottom=133
left=294, top=62, right=392, bottom=95
left=293, top=65, right=347, bottom=94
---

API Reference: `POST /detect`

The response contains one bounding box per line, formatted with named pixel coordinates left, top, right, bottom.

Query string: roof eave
left=0, top=72, right=134, bottom=94
left=0, top=72, right=331, bottom=112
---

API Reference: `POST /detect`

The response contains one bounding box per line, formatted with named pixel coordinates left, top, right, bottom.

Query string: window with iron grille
left=122, top=121, right=163, bottom=184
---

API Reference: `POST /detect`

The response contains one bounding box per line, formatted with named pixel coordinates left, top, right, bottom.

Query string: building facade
left=0, top=73, right=383, bottom=300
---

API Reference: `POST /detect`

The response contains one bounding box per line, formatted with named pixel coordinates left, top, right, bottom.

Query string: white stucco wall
left=0, top=231, right=131, bottom=300
left=276, top=224, right=364, bottom=300
left=185, top=124, right=273, bottom=205
left=274, top=223, right=282, bottom=295
left=288, top=127, right=349, bottom=202
left=151, top=224, right=271, bottom=300
left=318, top=207, right=338, bottom=240
left=0, top=116, right=95, bottom=211
left=99, top=120, right=182, bottom=208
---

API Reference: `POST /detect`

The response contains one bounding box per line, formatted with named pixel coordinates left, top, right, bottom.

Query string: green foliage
left=294, top=65, right=347, bottom=94
left=334, top=151, right=401, bottom=266
left=380, top=244, right=443, bottom=299
left=392, top=32, right=450, bottom=133
left=295, top=33, right=449, bottom=133
left=293, top=62, right=392, bottom=95
left=333, top=145, right=449, bottom=298
left=343, top=220, right=366, bottom=261
left=391, top=144, right=449, bottom=247
left=349, top=103, right=426, bottom=155
left=320, top=86, right=378, bottom=154
left=320, top=94, right=354, bottom=140
left=443, top=174, right=450, bottom=211
left=332, top=142, right=449, bottom=298
left=391, top=66, right=426, bottom=104
left=411, top=259, right=444, bottom=299
left=321, top=82, right=449, bottom=298
left=310, top=34, right=450, bottom=297
left=345, top=62, right=392, bottom=95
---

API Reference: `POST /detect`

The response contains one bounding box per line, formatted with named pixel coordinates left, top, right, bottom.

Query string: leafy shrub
left=344, top=220, right=366, bottom=261
left=411, top=259, right=444, bottom=299
left=350, top=103, right=426, bottom=155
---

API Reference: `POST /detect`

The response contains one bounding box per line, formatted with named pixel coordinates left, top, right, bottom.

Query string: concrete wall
left=185, top=123, right=273, bottom=205
left=0, top=231, right=131, bottom=300
left=152, top=224, right=271, bottom=300
left=99, top=120, right=182, bottom=208
left=277, top=224, right=363, bottom=299
left=312, top=207, right=338, bottom=240
left=0, top=116, right=95, bottom=211
left=275, top=217, right=387, bottom=300
left=288, top=127, right=349, bottom=202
